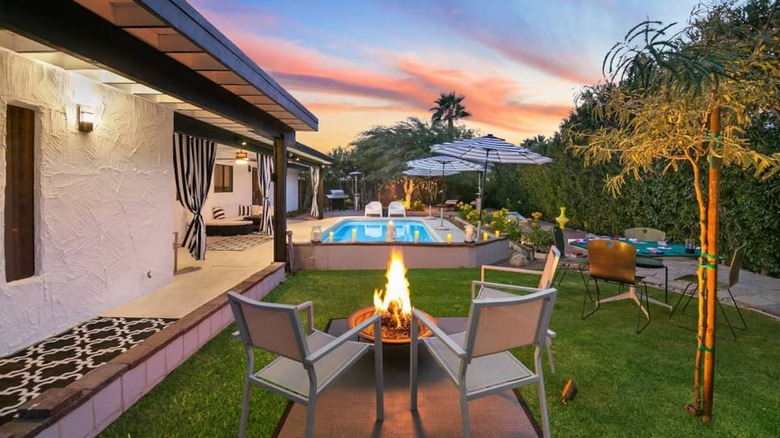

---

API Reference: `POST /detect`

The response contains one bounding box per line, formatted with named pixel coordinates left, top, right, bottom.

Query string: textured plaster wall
left=0, top=49, right=174, bottom=355
left=286, top=169, right=299, bottom=212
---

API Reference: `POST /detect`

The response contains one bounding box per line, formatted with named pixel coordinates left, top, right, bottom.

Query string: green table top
left=570, top=239, right=700, bottom=258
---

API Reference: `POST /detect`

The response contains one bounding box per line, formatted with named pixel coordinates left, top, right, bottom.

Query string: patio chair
left=228, top=292, right=384, bottom=438
left=583, top=240, right=653, bottom=333
left=387, top=200, right=406, bottom=217
left=411, top=288, right=557, bottom=438
left=624, top=227, right=666, bottom=242
left=625, top=228, right=669, bottom=303
left=364, top=201, right=383, bottom=217
left=552, top=226, right=589, bottom=288
left=668, top=244, right=748, bottom=340
left=474, top=246, right=561, bottom=373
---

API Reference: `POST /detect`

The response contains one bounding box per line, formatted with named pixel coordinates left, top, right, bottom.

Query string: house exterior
left=0, top=0, right=329, bottom=356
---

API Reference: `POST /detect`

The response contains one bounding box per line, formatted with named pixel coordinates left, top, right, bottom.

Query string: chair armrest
left=471, top=280, right=543, bottom=299
left=305, top=314, right=380, bottom=364
left=481, top=264, right=542, bottom=281
left=296, top=301, right=314, bottom=335
left=412, top=309, right=466, bottom=358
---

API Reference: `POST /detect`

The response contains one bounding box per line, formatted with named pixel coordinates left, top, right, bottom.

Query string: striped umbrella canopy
left=430, top=134, right=552, bottom=235
left=402, top=167, right=460, bottom=177
left=407, top=156, right=482, bottom=228
left=403, top=167, right=459, bottom=219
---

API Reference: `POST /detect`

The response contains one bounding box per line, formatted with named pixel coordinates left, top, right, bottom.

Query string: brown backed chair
left=583, top=240, right=652, bottom=333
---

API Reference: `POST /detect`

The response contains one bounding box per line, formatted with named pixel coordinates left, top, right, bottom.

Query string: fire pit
left=347, top=248, right=437, bottom=344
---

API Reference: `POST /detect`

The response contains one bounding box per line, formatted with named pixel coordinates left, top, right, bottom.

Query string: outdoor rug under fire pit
left=272, top=318, right=542, bottom=437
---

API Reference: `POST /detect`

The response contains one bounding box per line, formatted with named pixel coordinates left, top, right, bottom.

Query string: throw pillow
left=213, top=207, right=225, bottom=220
left=239, top=204, right=251, bottom=216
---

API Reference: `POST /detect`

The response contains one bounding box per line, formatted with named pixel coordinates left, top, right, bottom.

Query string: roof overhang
left=0, top=0, right=318, bottom=145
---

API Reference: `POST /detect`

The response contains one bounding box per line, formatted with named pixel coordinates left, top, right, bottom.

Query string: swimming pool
left=322, top=218, right=442, bottom=243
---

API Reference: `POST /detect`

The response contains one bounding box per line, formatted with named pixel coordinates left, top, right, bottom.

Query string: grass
left=101, top=268, right=780, bottom=437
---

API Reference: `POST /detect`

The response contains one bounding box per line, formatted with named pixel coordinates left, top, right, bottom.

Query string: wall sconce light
left=78, top=105, right=94, bottom=132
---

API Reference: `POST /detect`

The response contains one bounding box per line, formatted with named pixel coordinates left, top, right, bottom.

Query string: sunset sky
left=190, top=0, right=701, bottom=153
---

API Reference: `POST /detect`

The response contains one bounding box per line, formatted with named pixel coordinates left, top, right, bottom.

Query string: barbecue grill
left=326, top=189, right=349, bottom=210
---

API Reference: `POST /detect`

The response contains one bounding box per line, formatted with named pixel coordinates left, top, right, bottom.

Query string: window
left=214, top=164, right=233, bottom=192
left=5, top=105, right=35, bottom=282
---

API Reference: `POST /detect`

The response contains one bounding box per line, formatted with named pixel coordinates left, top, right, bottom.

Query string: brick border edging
left=0, top=263, right=287, bottom=438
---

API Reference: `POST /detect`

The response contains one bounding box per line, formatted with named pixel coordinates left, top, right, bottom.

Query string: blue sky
left=191, top=0, right=703, bottom=152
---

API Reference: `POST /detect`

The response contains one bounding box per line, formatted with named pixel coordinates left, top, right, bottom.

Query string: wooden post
left=702, top=106, right=721, bottom=423
left=273, top=132, right=293, bottom=263
left=317, top=165, right=325, bottom=220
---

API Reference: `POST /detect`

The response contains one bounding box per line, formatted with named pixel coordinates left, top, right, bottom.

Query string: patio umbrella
left=406, top=156, right=482, bottom=229
left=431, top=134, right=553, bottom=236
left=403, top=167, right=459, bottom=219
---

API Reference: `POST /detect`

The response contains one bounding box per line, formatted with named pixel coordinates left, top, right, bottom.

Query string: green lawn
left=101, top=269, right=780, bottom=437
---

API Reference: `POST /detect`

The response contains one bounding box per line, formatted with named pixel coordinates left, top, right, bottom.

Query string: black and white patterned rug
left=0, top=316, right=175, bottom=426
left=206, top=234, right=273, bottom=251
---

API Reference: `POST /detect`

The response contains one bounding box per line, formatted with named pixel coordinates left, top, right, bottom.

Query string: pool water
left=323, top=219, right=441, bottom=243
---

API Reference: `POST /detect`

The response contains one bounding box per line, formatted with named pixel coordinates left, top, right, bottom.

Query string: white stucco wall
left=0, top=48, right=174, bottom=355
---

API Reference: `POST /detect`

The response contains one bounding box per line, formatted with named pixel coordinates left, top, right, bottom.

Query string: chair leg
left=668, top=283, right=696, bottom=322
left=717, top=298, right=738, bottom=341
left=680, top=282, right=699, bottom=316
left=555, top=264, right=569, bottom=287
left=374, top=340, right=384, bottom=421
left=410, top=319, right=419, bottom=411
left=537, top=373, right=551, bottom=438
left=663, top=266, right=669, bottom=304
left=459, top=388, right=471, bottom=437
left=238, top=378, right=252, bottom=438
left=545, top=335, right=555, bottom=374
left=636, top=282, right=651, bottom=334
left=582, top=278, right=601, bottom=319
left=726, top=287, right=748, bottom=331
left=305, top=397, right=317, bottom=438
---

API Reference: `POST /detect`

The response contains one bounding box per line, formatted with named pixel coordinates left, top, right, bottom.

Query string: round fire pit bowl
left=347, top=307, right=437, bottom=344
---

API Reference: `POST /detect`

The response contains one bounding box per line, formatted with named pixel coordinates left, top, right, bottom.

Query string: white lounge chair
left=387, top=201, right=406, bottom=217
left=364, top=201, right=383, bottom=217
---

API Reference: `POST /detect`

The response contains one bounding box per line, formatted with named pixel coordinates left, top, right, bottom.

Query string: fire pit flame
left=348, top=248, right=436, bottom=343
left=373, top=249, right=412, bottom=333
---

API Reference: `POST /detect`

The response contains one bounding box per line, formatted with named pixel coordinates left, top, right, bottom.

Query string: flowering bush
left=411, top=200, right=425, bottom=211
left=521, top=211, right=553, bottom=250
left=489, top=208, right=522, bottom=242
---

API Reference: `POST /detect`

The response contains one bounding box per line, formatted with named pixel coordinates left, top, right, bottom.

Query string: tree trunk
left=690, top=152, right=708, bottom=416
left=702, top=106, right=721, bottom=423
left=403, top=178, right=415, bottom=208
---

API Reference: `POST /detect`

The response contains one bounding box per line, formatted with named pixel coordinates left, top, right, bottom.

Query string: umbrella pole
left=437, top=168, right=448, bottom=229
left=476, top=155, right=488, bottom=237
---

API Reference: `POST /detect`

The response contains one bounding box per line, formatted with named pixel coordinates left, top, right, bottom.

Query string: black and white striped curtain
left=173, top=133, right=216, bottom=260
left=310, top=166, right=320, bottom=218
left=258, top=153, right=274, bottom=234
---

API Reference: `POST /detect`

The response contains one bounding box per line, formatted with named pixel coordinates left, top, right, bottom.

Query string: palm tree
left=430, top=92, right=472, bottom=131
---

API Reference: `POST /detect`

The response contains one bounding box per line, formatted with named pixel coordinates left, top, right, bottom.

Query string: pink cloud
left=190, top=2, right=573, bottom=148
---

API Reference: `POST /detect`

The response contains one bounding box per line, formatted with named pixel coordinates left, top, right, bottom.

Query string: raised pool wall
left=294, top=239, right=511, bottom=270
